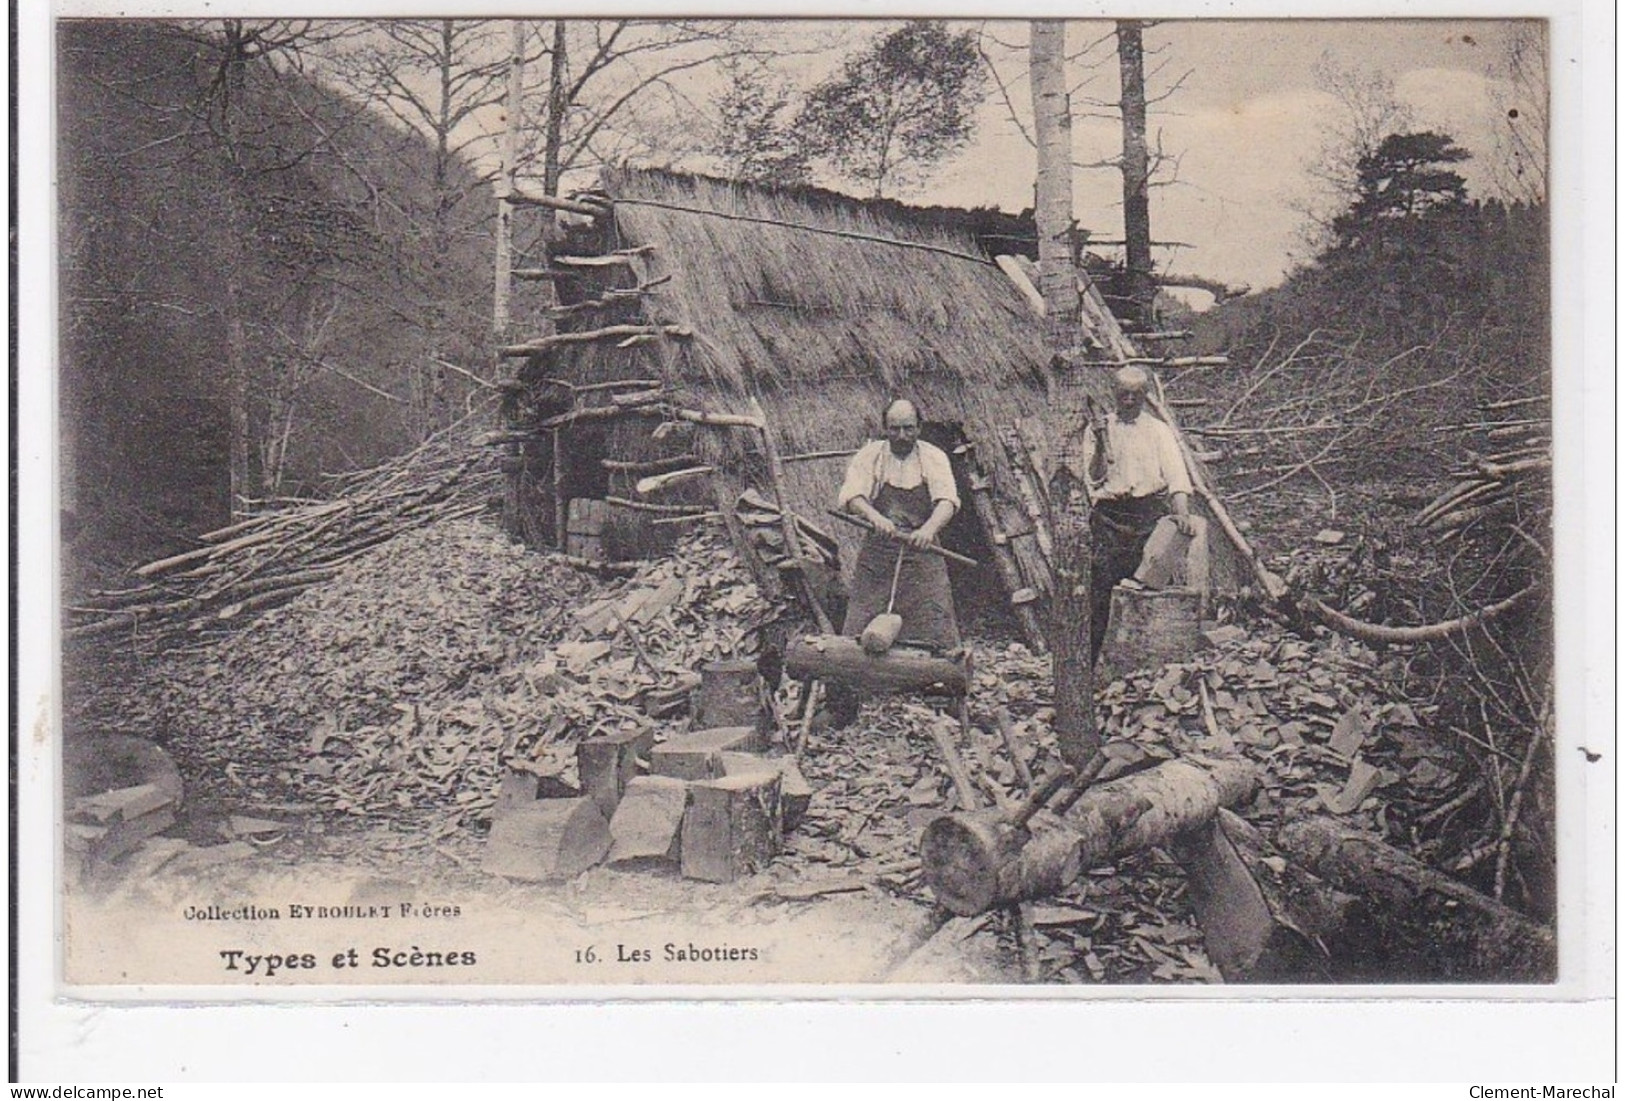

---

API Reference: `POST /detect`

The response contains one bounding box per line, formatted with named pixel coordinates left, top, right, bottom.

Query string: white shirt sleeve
left=1157, top=419, right=1194, bottom=496
left=919, top=442, right=960, bottom=514
left=837, top=440, right=885, bottom=508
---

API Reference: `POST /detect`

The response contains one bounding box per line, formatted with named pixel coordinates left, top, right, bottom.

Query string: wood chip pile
left=68, top=519, right=782, bottom=843
left=67, top=506, right=1490, bottom=983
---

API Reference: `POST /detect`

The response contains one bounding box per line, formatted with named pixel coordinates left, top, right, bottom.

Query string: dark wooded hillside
left=59, top=20, right=494, bottom=575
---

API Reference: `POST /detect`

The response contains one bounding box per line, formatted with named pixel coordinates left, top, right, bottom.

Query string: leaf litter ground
left=65, top=514, right=1474, bottom=984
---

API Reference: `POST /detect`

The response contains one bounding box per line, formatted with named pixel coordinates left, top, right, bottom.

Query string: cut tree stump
left=483, top=798, right=610, bottom=881
left=650, top=726, right=763, bottom=781
left=718, top=752, right=814, bottom=833
left=1100, top=586, right=1201, bottom=679
left=607, top=776, right=690, bottom=864
left=1278, top=817, right=1557, bottom=982
left=783, top=635, right=969, bottom=697
left=577, top=729, right=656, bottom=819
left=921, top=758, right=1259, bottom=915
left=693, top=659, right=770, bottom=740
left=680, top=772, right=782, bottom=883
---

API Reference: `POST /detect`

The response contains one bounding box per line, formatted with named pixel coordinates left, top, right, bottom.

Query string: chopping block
left=783, top=634, right=969, bottom=698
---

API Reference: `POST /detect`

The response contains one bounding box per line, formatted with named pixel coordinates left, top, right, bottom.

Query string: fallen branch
left=1303, top=586, right=1535, bottom=646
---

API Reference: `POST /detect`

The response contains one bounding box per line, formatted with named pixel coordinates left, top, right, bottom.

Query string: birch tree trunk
left=1030, top=19, right=1096, bottom=767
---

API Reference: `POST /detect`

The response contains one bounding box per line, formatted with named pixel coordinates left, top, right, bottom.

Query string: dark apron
left=1090, top=493, right=1168, bottom=661
left=841, top=481, right=960, bottom=652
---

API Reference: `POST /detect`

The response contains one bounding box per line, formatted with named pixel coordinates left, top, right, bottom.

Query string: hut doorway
left=919, top=421, right=1017, bottom=641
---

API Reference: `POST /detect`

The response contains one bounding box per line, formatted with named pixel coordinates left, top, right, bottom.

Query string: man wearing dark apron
left=836, top=399, right=961, bottom=652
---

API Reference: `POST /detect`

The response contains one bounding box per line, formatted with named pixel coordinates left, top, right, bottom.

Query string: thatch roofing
left=529, top=165, right=1247, bottom=611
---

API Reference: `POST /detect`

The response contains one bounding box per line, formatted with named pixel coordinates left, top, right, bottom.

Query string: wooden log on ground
left=680, top=772, right=782, bottom=883
left=482, top=798, right=611, bottom=881
left=64, top=735, right=184, bottom=805
left=1277, top=817, right=1557, bottom=981
left=921, top=758, right=1259, bottom=915
left=783, top=635, right=969, bottom=697
left=650, top=726, right=765, bottom=781
left=606, top=776, right=689, bottom=864
left=577, top=729, right=656, bottom=820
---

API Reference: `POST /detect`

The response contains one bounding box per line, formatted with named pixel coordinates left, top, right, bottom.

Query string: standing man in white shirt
left=837, top=398, right=962, bottom=653
left=1084, top=365, right=1197, bottom=663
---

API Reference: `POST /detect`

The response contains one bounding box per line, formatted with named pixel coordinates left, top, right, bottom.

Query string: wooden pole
left=500, top=324, right=691, bottom=357
left=963, top=465, right=1046, bottom=649
left=509, top=189, right=609, bottom=216
left=822, top=509, right=980, bottom=567
left=551, top=428, right=567, bottom=550
left=751, top=397, right=835, bottom=633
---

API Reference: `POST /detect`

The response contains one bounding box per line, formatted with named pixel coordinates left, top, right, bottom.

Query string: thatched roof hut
left=501, top=166, right=1250, bottom=643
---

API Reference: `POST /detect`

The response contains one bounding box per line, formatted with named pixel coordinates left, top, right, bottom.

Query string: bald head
left=883, top=399, right=920, bottom=457
left=1114, top=365, right=1150, bottom=393
left=1113, top=366, right=1150, bottom=421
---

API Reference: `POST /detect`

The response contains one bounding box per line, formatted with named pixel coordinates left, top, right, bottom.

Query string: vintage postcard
left=17, top=1, right=1613, bottom=1071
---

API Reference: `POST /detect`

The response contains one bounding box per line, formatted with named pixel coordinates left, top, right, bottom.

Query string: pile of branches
left=1417, top=394, right=1551, bottom=562
left=1177, top=322, right=1497, bottom=510
left=1407, top=392, right=1553, bottom=917
left=67, top=417, right=503, bottom=648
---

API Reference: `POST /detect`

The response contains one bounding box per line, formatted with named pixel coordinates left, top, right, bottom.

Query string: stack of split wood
left=485, top=662, right=812, bottom=884
left=1419, top=394, right=1551, bottom=545
left=67, top=418, right=503, bottom=646
left=64, top=733, right=185, bottom=875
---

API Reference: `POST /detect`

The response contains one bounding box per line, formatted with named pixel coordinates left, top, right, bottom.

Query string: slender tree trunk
left=219, top=31, right=258, bottom=514
left=543, top=20, right=568, bottom=198
left=1030, top=19, right=1096, bottom=767
left=493, top=19, right=525, bottom=337
left=419, top=19, right=457, bottom=438
left=1116, top=21, right=1156, bottom=328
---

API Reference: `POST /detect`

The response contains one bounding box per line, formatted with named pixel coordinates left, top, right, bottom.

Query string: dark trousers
left=1090, top=495, right=1167, bottom=663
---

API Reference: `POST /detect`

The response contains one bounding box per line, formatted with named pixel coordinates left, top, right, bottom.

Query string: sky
left=280, top=17, right=1544, bottom=299
left=920, top=20, right=1543, bottom=294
